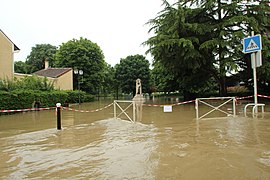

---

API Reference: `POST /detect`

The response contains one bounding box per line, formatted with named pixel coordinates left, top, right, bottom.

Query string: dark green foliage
left=55, top=37, right=106, bottom=94
left=101, top=63, right=116, bottom=96
left=150, top=61, right=179, bottom=93
left=64, top=90, right=93, bottom=103
left=14, top=61, right=31, bottom=74
left=0, top=91, right=18, bottom=110
left=84, top=94, right=95, bottom=102
left=25, top=44, right=58, bottom=73
left=0, top=77, right=94, bottom=112
left=0, top=90, right=64, bottom=110
left=115, top=54, right=151, bottom=95
left=0, top=90, right=94, bottom=112
left=145, top=0, right=270, bottom=98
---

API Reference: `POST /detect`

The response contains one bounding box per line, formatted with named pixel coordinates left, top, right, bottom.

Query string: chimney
left=45, top=59, right=49, bottom=69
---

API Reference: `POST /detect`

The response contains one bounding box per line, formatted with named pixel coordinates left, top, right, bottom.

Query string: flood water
left=0, top=97, right=270, bottom=179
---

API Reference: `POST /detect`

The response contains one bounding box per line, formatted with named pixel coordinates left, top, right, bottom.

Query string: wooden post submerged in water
left=56, top=103, right=62, bottom=130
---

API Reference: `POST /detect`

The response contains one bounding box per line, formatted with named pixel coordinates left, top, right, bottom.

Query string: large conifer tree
left=145, top=0, right=270, bottom=97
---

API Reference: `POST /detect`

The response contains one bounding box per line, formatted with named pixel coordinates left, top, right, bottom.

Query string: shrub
left=84, top=94, right=95, bottom=102
left=0, top=76, right=54, bottom=92
left=0, top=76, right=95, bottom=112
left=0, top=90, right=68, bottom=110
left=65, top=90, right=94, bottom=103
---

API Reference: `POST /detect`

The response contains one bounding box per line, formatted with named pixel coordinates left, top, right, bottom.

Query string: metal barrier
left=195, top=97, right=236, bottom=120
left=113, top=100, right=136, bottom=123
left=244, top=103, right=265, bottom=117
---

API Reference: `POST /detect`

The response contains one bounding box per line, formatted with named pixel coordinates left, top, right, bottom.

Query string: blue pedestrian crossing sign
left=243, top=34, right=262, bottom=53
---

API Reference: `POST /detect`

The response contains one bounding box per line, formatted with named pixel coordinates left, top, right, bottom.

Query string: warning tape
left=144, top=95, right=257, bottom=107
left=235, top=94, right=270, bottom=99
left=0, top=107, right=54, bottom=113
left=62, top=103, right=113, bottom=113
left=1, top=94, right=269, bottom=113
left=258, top=94, right=270, bottom=99
left=235, top=95, right=253, bottom=100
left=143, top=100, right=195, bottom=107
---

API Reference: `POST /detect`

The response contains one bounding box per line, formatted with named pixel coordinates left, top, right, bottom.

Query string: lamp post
left=74, top=69, right=83, bottom=104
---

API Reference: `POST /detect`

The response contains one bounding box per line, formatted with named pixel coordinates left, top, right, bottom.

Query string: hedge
left=0, top=90, right=94, bottom=111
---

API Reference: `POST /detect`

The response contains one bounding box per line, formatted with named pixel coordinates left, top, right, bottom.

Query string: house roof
left=33, top=68, right=72, bottom=78
left=0, top=29, right=20, bottom=51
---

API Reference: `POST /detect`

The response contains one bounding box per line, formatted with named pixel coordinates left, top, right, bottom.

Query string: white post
left=195, top=99, right=199, bottom=119
left=113, top=100, right=116, bottom=119
left=233, top=98, right=236, bottom=117
left=133, top=101, right=136, bottom=122
left=251, top=31, right=258, bottom=113
left=252, top=58, right=258, bottom=113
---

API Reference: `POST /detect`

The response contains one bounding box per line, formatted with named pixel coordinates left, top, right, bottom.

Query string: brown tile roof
left=33, top=68, right=72, bottom=78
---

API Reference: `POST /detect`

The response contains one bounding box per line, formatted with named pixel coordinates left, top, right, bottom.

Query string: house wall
left=0, top=31, right=14, bottom=80
left=55, top=70, right=73, bottom=90
left=14, top=73, right=33, bottom=80
left=1, top=31, right=73, bottom=91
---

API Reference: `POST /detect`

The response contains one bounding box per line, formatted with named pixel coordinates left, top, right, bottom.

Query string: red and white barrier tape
left=0, top=107, right=53, bottom=113
left=144, top=100, right=195, bottom=107
left=1, top=94, right=270, bottom=113
left=258, top=94, right=270, bottom=99
left=235, top=94, right=270, bottom=100
left=236, top=95, right=253, bottom=100
left=62, top=103, right=113, bottom=113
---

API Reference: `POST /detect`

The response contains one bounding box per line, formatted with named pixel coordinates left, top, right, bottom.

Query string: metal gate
left=113, top=100, right=136, bottom=123
left=195, top=97, right=236, bottom=120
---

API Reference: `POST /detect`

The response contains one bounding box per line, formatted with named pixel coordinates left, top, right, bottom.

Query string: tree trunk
left=183, top=90, right=196, bottom=101
left=219, top=75, right=227, bottom=96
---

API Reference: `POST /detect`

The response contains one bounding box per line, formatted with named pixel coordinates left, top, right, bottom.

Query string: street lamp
left=74, top=69, right=83, bottom=104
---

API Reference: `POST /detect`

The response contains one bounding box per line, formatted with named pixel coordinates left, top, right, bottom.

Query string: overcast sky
left=0, top=0, right=173, bottom=66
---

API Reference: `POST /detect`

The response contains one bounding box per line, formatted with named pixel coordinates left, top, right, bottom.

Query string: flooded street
left=0, top=98, right=270, bottom=179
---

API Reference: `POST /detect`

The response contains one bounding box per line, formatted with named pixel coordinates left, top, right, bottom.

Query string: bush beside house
left=0, top=90, right=94, bottom=112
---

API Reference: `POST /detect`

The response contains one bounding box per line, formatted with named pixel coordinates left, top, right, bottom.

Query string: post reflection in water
left=0, top=98, right=270, bottom=179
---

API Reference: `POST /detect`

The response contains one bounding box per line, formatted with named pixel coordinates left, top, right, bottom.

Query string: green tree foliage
left=145, top=0, right=270, bottom=98
left=151, top=61, right=178, bottom=93
left=115, top=54, right=151, bottom=95
left=25, top=44, right=58, bottom=73
left=54, top=37, right=106, bottom=94
left=145, top=1, right=218, bottom=98
left=14, top=61, right=31, bottom=74
left=180, top=0, right=270, bottom=94
left=0, top=75, right=54, bottom=91
left=101, top=63, right=116, bottom=95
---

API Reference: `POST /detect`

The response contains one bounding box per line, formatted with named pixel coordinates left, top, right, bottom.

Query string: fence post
left=113, top=101, right=116, bottom=119
left=56, top=103, right=61, bottom=130
left=133, top=101, right=136, bottom=122
left=233, top=98, right=236, bottom=117
left=195, top=99, right=199, bottom=120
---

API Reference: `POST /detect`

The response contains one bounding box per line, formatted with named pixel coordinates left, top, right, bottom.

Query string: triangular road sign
left=246, top=39, right=259, bottom=51
left=243, top=34, right=262, bottom=53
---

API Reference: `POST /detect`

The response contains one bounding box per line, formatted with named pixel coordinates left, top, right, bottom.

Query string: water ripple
left=2, top=118, right=159, bottom=179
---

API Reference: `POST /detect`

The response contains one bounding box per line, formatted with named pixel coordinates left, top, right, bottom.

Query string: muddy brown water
left=0, top=98, right=270, bottom=179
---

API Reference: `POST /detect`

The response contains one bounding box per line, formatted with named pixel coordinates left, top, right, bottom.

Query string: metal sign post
left=243, top=32, right=262, bottom=114
left=251, top=52, right=258, bottom=113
